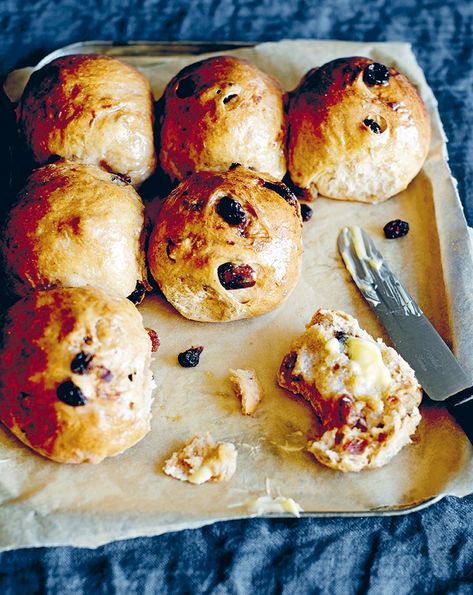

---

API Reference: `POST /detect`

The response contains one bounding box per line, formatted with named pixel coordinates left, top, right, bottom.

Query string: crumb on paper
left=228, top=368, right=264, bottom=415
left=163, top=433, right=237, bottom=485
left=228, top=478, right=303, bottom=518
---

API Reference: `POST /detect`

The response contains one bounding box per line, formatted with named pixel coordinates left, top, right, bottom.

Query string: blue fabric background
left=0, top=1, right=472, bottom=592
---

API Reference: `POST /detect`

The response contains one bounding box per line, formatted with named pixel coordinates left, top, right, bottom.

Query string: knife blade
left=338, top=226, right=473, bottom=443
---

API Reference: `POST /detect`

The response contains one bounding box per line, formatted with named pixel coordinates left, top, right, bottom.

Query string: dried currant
left=217, top=262, right=256, bottom=290
left=216, top=196, right=247, bottom=226
left=363, top=62, right=390, bottom=86
left=334, top=331, right=348, bottom=344
left=363, top=118, right=382, bottom=134
left=146, top=328, right=160, bottom=352
left=127, top=281, right=147, bottom=304
left=383, top=219, right=409, bottom=239
left=110, top=173, right=132, bottom=186
left=56, top=380, right=87, bottom=407
left=70, top=351, right=93, bottom=375
left=300, top=203, right=313, bottom=221
left=176, top=76, right=196, bottom=99
left=337, top=395, right=353, bottom=425
left=223, top=93, right=238, bottom=104
left=344, top=437, right=369, bottom=454
left=262, top=180, right=298, bottom=207
left=178, top=346, right=204, bottom=368
left=101, top=370, right=113, bottom=383
left=283, top=352, right=297, bottom=371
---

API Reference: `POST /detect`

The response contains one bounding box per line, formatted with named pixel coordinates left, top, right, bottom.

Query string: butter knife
left=338, top=226, right=473, bottom=443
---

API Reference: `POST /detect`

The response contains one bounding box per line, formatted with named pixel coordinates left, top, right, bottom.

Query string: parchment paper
left=1, top=40, right=472, bottom=551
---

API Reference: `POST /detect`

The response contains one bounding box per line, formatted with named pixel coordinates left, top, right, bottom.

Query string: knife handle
left=446, top=387, right=473, bottom=444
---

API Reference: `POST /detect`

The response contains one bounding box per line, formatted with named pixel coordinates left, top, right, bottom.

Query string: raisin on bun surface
left=147, top=167, right=303, bottom=322
left=159, top=56, right=287, bottom=183
left=288, top=57, right=431, bottom=203
left=0, top=287, right=155, bottom=464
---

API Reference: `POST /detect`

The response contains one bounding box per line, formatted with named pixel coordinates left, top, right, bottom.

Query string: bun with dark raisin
left=288, top=57, right=431, bottom=203
left=278, top=309, right=422, bottom=472
left=1, top=160, right=150, bottom=301
left=147, top=167, right=303, bottom=322
left=19, top=54, right=156, bottom=186
left=0, top=287, right=155, bottom=463
left=159, top=56, right=287, bottom=183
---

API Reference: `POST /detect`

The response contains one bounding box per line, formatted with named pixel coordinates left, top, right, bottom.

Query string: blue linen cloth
left=0, top=1, right=472, bottom=592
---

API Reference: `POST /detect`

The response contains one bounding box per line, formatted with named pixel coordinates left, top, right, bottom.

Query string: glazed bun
left=159, top=56, right=287, bottom=183
left=1, top=160, right=149, bottom=301
left=288, top=57, right=431, bottom=203
left=19, top=54, right=156, bottom=186
left=147, top=167, right=303, bottom=322
left=278, top=309, right=422, bottom=472
left=0, top=287, right=155, bottom=463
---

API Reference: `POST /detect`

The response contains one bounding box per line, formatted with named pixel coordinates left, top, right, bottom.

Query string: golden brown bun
left=278, top=309, right=422, bottom=472
left=159, top=56, right=287, bottom=183
left=147, top=167, right=303, bottom=322
left=0, top=287, right=155, bottom=463
left=1, top=160, right=149, bottom=301
left=288, top=57, right=431, bottom=203
left=19, top=54, right=156, bottom=186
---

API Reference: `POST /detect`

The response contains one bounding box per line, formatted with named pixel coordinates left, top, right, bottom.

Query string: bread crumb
left=163, top=433, right=237, bottom=485
left=229, top=368, right=264, bottom=415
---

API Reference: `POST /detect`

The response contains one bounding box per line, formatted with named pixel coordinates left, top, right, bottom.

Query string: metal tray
left=1, top=40, right=472, bottom=550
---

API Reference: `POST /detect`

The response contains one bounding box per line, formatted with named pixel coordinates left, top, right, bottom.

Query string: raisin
left=262, top=180, right=298, bottom=207
left=216, top=196, right=247, bottom=226
left=71, top=351, right=93, bottom=375
left=56, top=380, right=87, bottom=407
left=355, top=418, right=368, bottom=431
left=146, top=328, right=160, bottom=352
left=300, top=203, right=313, bottom=221
left=217, top=262, right=256, bottom=290
left=178, top=346, right=203, bottom=368
left=363, top=63, right=390, bottom=86
left=363, top=118, right=382, bottom=134
left=110, top=173, right=132, bottom=185
left=127, top=281, right=147, bottom=304
left=229, top=162, right=241, bottom=170
left=334, top=331, right=348, bottom=344
left=383, top=219, right=409, bottom=239
left=176, top=76, right=196, bottom=98
left=344, top=437, right=369, bottom=454
left=101, top=369, right=113, bottom=383
left=223, top=93, right=238, bottom=104
left=337, top=395, right=353, bottom=425
left=283, top=352, right=297, bottom=370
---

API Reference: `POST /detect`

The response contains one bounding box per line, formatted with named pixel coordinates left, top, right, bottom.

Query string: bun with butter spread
left=278, top=309, right=422, bottom=472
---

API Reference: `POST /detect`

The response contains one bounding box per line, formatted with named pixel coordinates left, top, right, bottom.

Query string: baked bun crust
left=19, top=54, right=156, bottom=186
left=278, top=309, right=422, bottom=472
left=147, top=167, right=303, bottom=322
left=0, top=287, right=155, bottom=463
left=159, top=56, right=287, bottom=183
left=1, top=160, right=149, bottom=300
left=288, top=57, right=431, bottom=203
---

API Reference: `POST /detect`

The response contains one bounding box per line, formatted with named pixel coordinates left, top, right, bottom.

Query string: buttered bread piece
left=278, top=309, right=422, bottom=472
left=163, top=434, right=237, bottom=484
